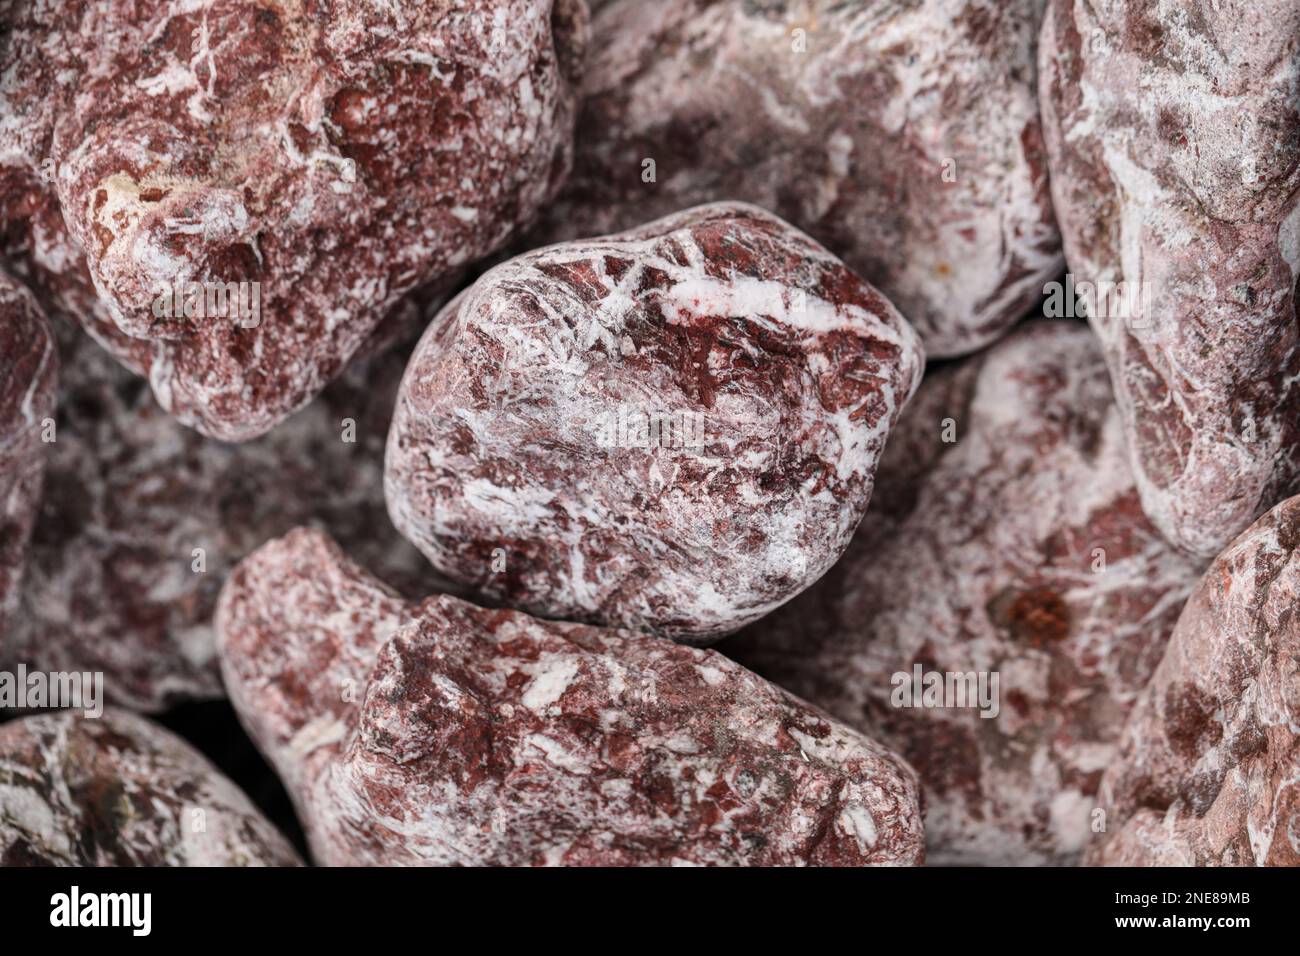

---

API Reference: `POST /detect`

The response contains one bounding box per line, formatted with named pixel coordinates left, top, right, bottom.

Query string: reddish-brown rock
left=726, top=321, right=1206, bottom=864
left=1088, top=496, right=1300, bottom=866
left=386, top=202, right=924, bottom=643
left=217, top=527, right=926, bottom=866
left=1039, top=0, right=1300, bottom=557
left=0, top=708, right=301, bottom=866
left=531, top=0, right=1062, bottom=357
left=2, top=0, right=585, bottom=440
left=0, top=271, right=57, bottom=642
left=4, top=314, right=451, bottom=712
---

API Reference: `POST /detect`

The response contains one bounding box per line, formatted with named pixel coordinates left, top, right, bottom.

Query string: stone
left=1088, top=495, right=1300, bottom=866
left=0, top=707, right=301, bottom=866
left=1, top=0, right=585, bottom=440
left=725, top=320, right=1206, bottom=864
left=385, top=202, right=924, bottom=643
left=217, top=527, right=926, bottom=866
left=1039, top=0, right=1300, bottom=557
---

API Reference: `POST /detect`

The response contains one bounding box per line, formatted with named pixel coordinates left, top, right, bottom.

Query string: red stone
left=529, top=0, right=1062, bottom=357
left=217, top=527, right=926, bottom=866
left=1040, top=0, right=1300, bottom=557
left=725, top=321, right=1205, bottom=864
left=0, top=708, right=301, bottom=866
left=1088, top=495, right=1300, bottom=866
left=385, top=202, right=924, bottom=643
left=1, top=0, right=585, bottom=440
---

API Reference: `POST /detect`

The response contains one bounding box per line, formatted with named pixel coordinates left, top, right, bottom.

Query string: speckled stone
left=530, top=0, right=1062, bottom=357
left=385, top=202, right=924, bottom=643
left=217, top=527, right=926, bottom=866
left=0, top=708, right=301, bottom=866
left=1040, top=0, right=1300, bottom=557
left=726, top=320, right=1206, bottom=864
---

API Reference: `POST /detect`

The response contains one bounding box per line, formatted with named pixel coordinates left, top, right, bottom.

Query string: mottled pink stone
left=1088, top=495, right=1300, bottom=866
left=0, top=708, right=301, bottom=866
left=1, top=0, right=585, bottom=440
left=1040, top=0, right=1300, bottom=557
left=386, top=202, right=924, bottom=643
left=217, top=527, right=926, bottom=866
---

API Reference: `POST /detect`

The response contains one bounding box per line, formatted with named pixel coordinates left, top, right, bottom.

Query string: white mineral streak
left=521, top=657, right=581, bottom=711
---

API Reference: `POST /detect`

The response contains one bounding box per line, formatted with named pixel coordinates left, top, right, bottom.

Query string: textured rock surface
left=1039, top=0, right=1300, bottom=558
left=0, top=176, right=433, bottom=385
left=386, top=202, right=924, bottom=643
left=0, top=707, right=301, bottom=866
left=531, top=0, right=1062, bottom=357
left=218, top=527, right=926, bottom=866
left=726, top=321, right=1206, bottom=864
left=0, top=138, right=455, bottom=712
left=0, top=271, right=57, bottom=641
left=1, top=0, right=584, bottom=440
left=3, top=314, right=449, bottom=712
left=1088, top=496, right=1300, bottom=866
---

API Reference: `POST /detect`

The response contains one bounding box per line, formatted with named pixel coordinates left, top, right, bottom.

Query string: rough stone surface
left=0, top=707, right=301, bottom=866
left=3, top=313, right=451, bottom=713
left=0, top=141, right=456, bottom=712
left=386, top=202, right=924, bottom=643
left=1039, top=0, right=1300, bottom=558
left=725, top=321, right=1206, bottom=865
left=1, top=0, right=585, bottom=440
left=531, top=0, right=1062, bottom=357
left=0, top=271, right=57, bottom=642
left=1088, top=496, right=1300, bottom=866
left=217, top=527, right=926, bottom=866
left=0, top=175, right=434, bottom=383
